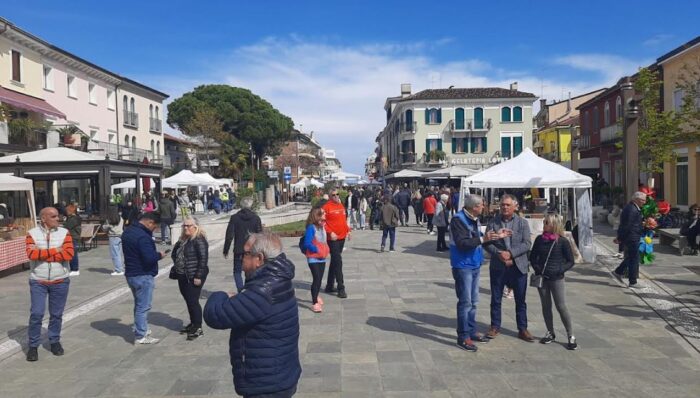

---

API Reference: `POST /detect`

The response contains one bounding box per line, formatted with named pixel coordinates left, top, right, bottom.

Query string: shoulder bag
left=530, top=239, right=556, bottom=289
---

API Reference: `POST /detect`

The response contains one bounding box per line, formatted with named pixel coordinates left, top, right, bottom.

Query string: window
left=614, top=160, right=622, bottom=188
left=130, top=97, right=135, bottom=113
left=156, top=141, right=161, bottom=159
left=132, top=136, right=136, bottom=149
left=513, top=106, right=522, bottom=122
left=500, top=133, right=523, bottom=159
left=501, top=107, right=511, bottom=122
left=67, top=75, right=77, bottom=98
left=425, top=108, right=441, bottom=124
left=425, top=138, right=442, bottom=152
left=615, top=96, right=622, bottom=121
left=43, top=66, right=54, bottom=90
left=11, top=50, right=21, bottom=82
left=401, top=140, right=415, bottom=153
left=123, top=95, right=128, bottom=112
left=471, top=137, right=487, bottom=154
left=150, top=139, right=155, bottom=155
left=89, top=83, right=97, bottom=105
left=107, top=90, right=115, bottom=110
left=149, top=104, right=154, bottom=118
left=474, top=107, right=484, bottom=129
left=592, top=106, right=599, bottom=131
left=604, top=102, right=610, bottom=126
left=455, top=108, right=465, bottom=130
left=676, top=156, right=689, bottom=206
left=673, top=89, right=684, bottom=112
left=583, top=111, right=589, bottom=134
left=155, top=106, right=160, bottom=120
left=451, top=137, right=467, bottom=153
left=124, top=135, right=130, bottom=148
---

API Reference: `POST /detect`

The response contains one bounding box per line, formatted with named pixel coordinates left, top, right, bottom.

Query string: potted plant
left=429, top=149, right=446, bottom=163
left=56, top=126, right=81, bottom=145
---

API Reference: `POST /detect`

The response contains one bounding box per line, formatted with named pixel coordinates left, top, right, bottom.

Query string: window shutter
left=482, top=137, right=488, bottom=152
left=474, top=108, right=483, bottom=129
left=437, top=109, right=442, bottom=123
left=425, top=109, right=430, bottom=124
left=455, top=108, right=465, bottom=130
left=514, top=136, right=523, bottom=156
left=501, top=107, right=511, bottom=122
left=452, top=138, right=457, bottom=153
left=426, top=139, right=431, bottom=153
left=501, top=137, right=511, bottom=158
left=437, top=139, right=443, bottom=151
left=513, top=106, right=522, bottom=122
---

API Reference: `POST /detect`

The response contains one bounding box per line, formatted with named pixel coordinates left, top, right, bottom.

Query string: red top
left=423, top=195, right=437, bottom=215
left=322, top=201, right=350, bottom=240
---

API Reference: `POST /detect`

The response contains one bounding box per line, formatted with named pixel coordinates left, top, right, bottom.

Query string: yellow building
left=658, top=36, right=700, bottom=208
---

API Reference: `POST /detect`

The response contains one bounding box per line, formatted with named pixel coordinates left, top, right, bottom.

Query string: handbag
left=530, top=240, right=556, bottom=289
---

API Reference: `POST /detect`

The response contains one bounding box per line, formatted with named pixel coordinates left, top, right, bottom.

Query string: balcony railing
left=85, top=139, right=160, bottom=164
left=578, top=135, right=591, bottom=150
left=6, top=128, right=47, bottom=149
left=600, top=124, right=621, bottom=144
left=400, top=121, right=417, bottom=133
left=449, top=118, right=491, bottom=132
left=401, top=152, right=416, bottom=164
left=123, top=111, right=139, bottom=128
left=149, top=118, right=162, bottom=133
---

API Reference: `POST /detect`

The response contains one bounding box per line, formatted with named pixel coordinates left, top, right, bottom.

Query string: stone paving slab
left=0, top=222, right=698, bottom=397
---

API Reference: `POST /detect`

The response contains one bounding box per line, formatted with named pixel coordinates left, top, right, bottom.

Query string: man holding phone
left=122, top=212, right=168, bottom=344
left=484, top=194, right=534, bottom=342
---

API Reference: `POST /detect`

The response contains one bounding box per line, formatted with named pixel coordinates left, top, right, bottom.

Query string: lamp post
left=621, top=77, right=640, bottom=200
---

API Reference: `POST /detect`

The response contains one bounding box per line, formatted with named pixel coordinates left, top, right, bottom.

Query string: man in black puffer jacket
left=204, top=231, right=300, bottom=398
left=224, top=197, right=263, bottom=293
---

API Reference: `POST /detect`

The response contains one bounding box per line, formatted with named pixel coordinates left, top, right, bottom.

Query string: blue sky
left=4, top=1, right=699, bottom=174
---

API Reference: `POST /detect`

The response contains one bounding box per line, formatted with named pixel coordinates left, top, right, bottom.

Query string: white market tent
left=330, top=171, right=361, bottom=181
left=194, top=172, right=220, bottom=185
left=215, top=178, right=233, bottom=187
left=0, top=147, right=104, bottom=163
left=110, top=178, right=156, bottom=192
left=309, top=178, right=324, bottom=188
left=385, top=169, right=423, bottom=179
left=162, top=169, right=203, bottom=188
left=0, top=173, right=37, bottom=227
left=422, top=166, right=480, bottom=179
left=462, top=148, right=595, bottom=262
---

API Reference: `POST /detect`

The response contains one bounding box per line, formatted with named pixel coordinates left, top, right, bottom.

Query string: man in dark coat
left=613, top=191, right=647, bottom=287
left=224, top=197, right=263, bottom=292
left=204, top=232, right=301, bottom=398
left=158, top=191, right=176, bottom=245
left=395, top=184, right=412, bottom=226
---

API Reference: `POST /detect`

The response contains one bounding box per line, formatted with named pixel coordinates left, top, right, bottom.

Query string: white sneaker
left=135, top=336, right=159, bottom=345
left=429, top=232, right=435, bottom=236
left=132, top=327, right=152, bottom=337
left=69, top=271, right=80, bottom=276
left=110, top=271, right=125, bottom=276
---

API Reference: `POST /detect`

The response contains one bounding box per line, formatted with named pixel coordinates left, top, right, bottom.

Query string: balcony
left=449, top=118, right=491, bottom=132
left=401, top=152, right=416, bottom=164
left=399, top=121, right=417, bottom=134
left=578, top=135, right=591, bottom=150
left=600, top=124, right=621, bottom=144
left=123, top=111, right=139, bottom=128
left=149, top=118, right=162, bottom=133
left=85, top=140, right=160, bottom=164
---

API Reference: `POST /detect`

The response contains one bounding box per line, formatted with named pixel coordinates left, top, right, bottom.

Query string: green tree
left=167, top=85, right=295, bottom=161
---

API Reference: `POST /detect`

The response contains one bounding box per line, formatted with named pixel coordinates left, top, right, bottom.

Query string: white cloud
left=153, top=38, right=648, bottom=175
left=642, top=34, right=674, bottom=47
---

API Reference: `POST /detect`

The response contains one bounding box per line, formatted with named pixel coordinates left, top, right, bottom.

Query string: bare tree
left=183, top=108, right=226, bottom=172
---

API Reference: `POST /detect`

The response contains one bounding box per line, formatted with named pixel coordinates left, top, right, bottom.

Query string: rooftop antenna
left=540, top=79, right=547, bottom=99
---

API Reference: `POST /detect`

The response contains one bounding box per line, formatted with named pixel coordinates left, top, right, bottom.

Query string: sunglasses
left=182, top=224, right=195, bottom=228
left=331, top=193, right=339, bottom=197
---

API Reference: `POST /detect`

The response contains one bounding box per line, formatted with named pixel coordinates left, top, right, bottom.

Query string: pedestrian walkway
left=0, top=223, right=698, bottom=397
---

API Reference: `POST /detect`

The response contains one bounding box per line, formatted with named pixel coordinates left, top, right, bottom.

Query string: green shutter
left=514, top=136, right=523, bottom=156
left=437, top=139, right=442, bottom=151
left=426, top=139, right=431, bottom=153
left=501, top=107, right=511, bottom=122
left=474, top=108, right=483, bottom=129
left=482, top=137, right=487, bottom=152
left=455, top=108, right=465, bottom=130
left=406, top=110, right=413, bottom=128
left=425, top=109, right=430, bottom=124
left=452, top=137, right=457, bottom=153
left=437, top=108, right=442, bottom=123
left=501, top=137, right=511, bottom=158
left=513, top=106, right=522, bottom=122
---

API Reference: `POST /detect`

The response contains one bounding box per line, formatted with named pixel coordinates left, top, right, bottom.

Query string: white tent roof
left=0, top=147, right=103, bottom=163
left=463, top=148, right=592, bottom=188
left=330, top=171, right=361, bottom=180
left=386, top=169, right=422, bottom=179
left=422, top=166, right=480, bottom=179
left=110, top=178, right=156, bottom=191
left=309, top=178, right=324, bottom=188
left=0, top=173, right=34, bottom=191
left=292, top=177, right=310, bottom=188
left=194, top=172, right=219, bottom=185
left=215, top=178, right=233, bottom=187
left=162, top=169, right=203, bottom=187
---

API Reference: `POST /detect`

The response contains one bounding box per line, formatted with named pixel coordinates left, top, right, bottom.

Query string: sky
left=3, top=1, right=700, bottom=175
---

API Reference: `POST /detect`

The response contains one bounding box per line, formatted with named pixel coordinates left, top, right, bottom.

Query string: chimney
left=539, top=99, right=546, bottom=109
left=310, top=131, right=314, bottom=139
left=510, top=82, right=518, bottom=91
left=400, top=83, right=411, bottom=97
left=566, top=92, right=571, bottom=113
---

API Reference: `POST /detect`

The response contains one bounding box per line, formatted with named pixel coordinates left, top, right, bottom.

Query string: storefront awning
left=0, top=86, right=66, bottom=119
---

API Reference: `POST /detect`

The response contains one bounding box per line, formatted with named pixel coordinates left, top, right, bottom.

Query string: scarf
left=542, top=232, right=558, bottom=242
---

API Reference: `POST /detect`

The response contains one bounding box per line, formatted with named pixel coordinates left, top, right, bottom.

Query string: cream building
left=378, top=83, right=537, bottom=174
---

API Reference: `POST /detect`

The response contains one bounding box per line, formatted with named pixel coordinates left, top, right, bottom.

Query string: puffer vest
left=28, top=226, right=70, bottom=281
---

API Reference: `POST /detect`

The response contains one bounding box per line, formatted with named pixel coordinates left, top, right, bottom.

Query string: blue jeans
left=69, top=251, right=79, bottom=271
left=615, top=241, right=640, bottom=284
left=381, top=227, right=396, bottom=250
left=28, top=278, right=70, bottom=347
left=109, top=236, right=124, bottom=273
left=489, top=264, right=528, bottom=331
left=233, top=254, right=244, bottom=293
left=452, top=267, right=481, bottom=341
left=126, top=275, right=155, bottom=339
left=160, top=222, right=171, bottom=244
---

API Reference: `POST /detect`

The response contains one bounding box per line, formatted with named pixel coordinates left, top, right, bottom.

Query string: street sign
left=284, top=175, right=292, bottom=182
left=283, top=166, right=291, bottom=175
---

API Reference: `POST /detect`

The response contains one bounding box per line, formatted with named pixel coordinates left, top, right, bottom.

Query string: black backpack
left=298, top=235, right=306, bottom=254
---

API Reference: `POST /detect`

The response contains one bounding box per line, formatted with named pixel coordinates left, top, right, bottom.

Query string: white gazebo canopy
left=309, top=178, right=324, bottom=188
left=162, top=169, right=203, bottom=188
left=0, top=173, right=37, bottom=226
left=330, top=171, right=361, bottom=180
left=194, top=172, right=219, bottom=185
left=0, top=147, right=104, bottom=163
left=386, top=169, right=422, bottom=179
left=111, top=178, right=156, bottom=192
left=422, top=166, right=480, bottom=179
left=463, top=148, right=592, bottom=188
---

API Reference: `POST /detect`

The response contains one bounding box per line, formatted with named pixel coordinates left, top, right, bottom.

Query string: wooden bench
left=657, top=228, right=688, bottom=256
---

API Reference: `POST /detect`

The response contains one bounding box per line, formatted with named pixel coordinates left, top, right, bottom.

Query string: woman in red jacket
left=321, top=189, right=351, bottom=298
left=423, top=191, right=437, bottom=235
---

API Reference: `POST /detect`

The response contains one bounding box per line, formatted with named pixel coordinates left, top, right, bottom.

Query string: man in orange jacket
left=321, top=189, right=351, bottom=298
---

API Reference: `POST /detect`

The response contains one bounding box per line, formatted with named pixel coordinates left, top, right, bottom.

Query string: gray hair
left=247, top=231, right=283, bottom=259
left=463, top=194, right=483, bottom=210
left=632, top=191, right=647, bottom=201
left=240, top=197, right=254, bottom=210
left=440, top=194, right=449, bottom=202
left=500, top=193, right=518, bottom=204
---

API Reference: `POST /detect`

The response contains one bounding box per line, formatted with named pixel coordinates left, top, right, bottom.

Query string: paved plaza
left=0, top=221, right=699, bottom=397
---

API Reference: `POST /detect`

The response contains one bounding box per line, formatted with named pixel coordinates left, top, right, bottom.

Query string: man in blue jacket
left=122, top=212, right=167, bottom=344
left=613, top=191, right=647, bottom=287
left=204, top=231, right=301, bottom=398
left=449, top=194, right=497, bottom=351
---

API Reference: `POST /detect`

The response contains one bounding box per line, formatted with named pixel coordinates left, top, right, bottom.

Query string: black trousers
left=437, top=226, right=448, bottom=250
left=399, top=206, right=410, bottom=225
left=308, top=262, right=326, bottom=304
left=426, top=214, right=434, bottom=232
left=178, top=274, right=204, bottom=328
left=327, top=239, right=345, bottom=291
left=414, top=206, right=423, bottom=224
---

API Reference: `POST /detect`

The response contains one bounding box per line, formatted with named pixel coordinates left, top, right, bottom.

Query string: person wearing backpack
left=301, top=208, right=330, bottom=312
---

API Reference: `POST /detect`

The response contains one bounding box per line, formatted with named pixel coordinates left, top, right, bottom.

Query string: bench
left=657, top=228, right=688, bottom=256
